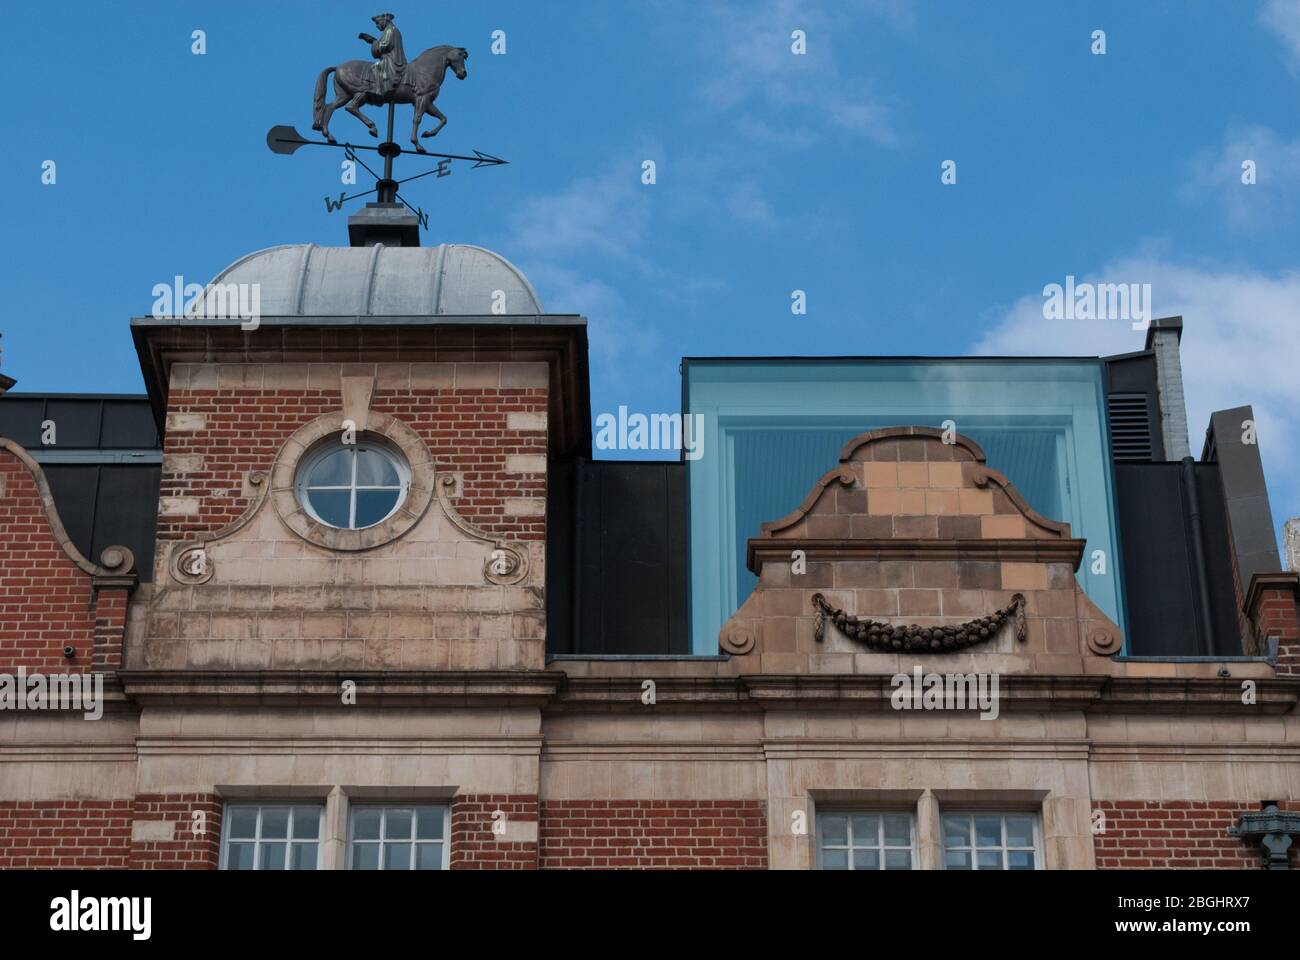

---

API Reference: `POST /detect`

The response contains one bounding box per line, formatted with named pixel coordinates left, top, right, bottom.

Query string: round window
left=295, top=439, right=410, bottom=530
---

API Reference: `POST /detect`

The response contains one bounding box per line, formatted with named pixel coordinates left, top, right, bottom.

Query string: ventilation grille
left=1108, top=393, right=1154, bottom=462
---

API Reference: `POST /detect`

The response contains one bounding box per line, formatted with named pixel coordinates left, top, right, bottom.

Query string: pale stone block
left=162, top=453, right=205, bottom=474
left=410, top=363, right=455, bottom=388
left=928, top=462, right=963, bottom=488
left=958, top=488, right=994, bottom=515
left=981, top=515, right=1026, bottom=538
left=506, top=412, right=546, bottom=432
left=1002, top=562, right=1046, bottom=590
left=132, top=820, right=176, bottom=842
left=925, top=490, right=959, bottom=515
left=899, top=489, right=926, bottom=514
left=500, top=362, right=549, bottom=388
left=453, top=363, right=500, bottom=388
left=505, top=454, right=547, bottom=474
left=165, top=408, right=205, bottom=429
left=862, top=462, right=898, bottom=487
left=158, top=496, right=200, bottom=517
left=897, top=462, right=928, bottom=487
left=505, top=497, right=545, bottom=517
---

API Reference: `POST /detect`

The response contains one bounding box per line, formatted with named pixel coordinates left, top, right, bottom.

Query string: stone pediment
left=718, top=427, right=1123, bottom=673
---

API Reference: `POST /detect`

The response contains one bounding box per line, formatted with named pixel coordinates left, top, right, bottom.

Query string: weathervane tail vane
left=265, top=12, right=507, bottom=230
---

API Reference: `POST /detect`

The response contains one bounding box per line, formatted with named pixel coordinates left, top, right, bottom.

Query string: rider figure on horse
left=360, top=12, right=407, bottom=98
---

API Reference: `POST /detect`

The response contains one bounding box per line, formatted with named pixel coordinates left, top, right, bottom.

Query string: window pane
left=261, top=808, right=290, bottom=839
left=416, top=808, right=444, bottom=841
left=853, top=849, right=880, bottom=871
left=976, top=850, right=1003, bottom=870
left=352, top=807, right=382, bottom=841
left=882, top=814, right=911, bottom=847
left=1007, top=850, right=1035, bottom=870
left=974, top=816, right=1002, bottom=847
left=227, top=807, right=258, bottom=840
left=944, top=850, right=972, bottom=870
left=384, top=843, right=412, bottom=870
left=355, top=448, right=399, bottom=486
left=308, top=489, right=351, bottom=527
left=385, top=809, right=413, bottom=840
left=850, top=815, right=879, bottom=845
left=354, top=489, right=400, bottom=528
left=821, top=848, right=848, bottom=870
left=308, top=449, right=352, bottom=486
left=942, top=815, right=969, bottom=847
left=352, top=843, right=380, bottom=870
left=416, top=843, right=443, bottom=871
left=884, top=849, right=912, bottom=870
left=292, top=807, right=320, bottom=840
left=289, top=842, right=318, bottom=870
left=261, top=842, right=287, bottom=870
left=820, top=814, right=848, bottom=846
left=1005, top=816, right=1034, bottom=848
left=226, top=842, right=255, bottom=870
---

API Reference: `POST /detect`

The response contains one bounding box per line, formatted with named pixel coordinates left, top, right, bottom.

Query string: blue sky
left=7, top=1, right=1300, bottom=539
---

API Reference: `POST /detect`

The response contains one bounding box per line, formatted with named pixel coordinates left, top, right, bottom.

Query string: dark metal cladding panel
left=546, top=459, right=688, bottom=656
left=0, top=398, right=47, bottom=447
left=42, top=464, right=160, bottom=583
left=101, top=400, right=161, bottom=448
left=92, top=466, right=161, bottom=580
left=42, top=400, right=103, bottom=449
left=1104, top=353, right=1164, bottom=462
left=1115, top=462, right=1241, bottom=656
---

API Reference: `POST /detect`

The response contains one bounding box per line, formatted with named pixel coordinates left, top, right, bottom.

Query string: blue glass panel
left=686, top=359, right=1125, bottom=653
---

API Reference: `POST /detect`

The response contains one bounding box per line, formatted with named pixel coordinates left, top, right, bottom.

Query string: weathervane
left=266, top=12, right=507, bottom=231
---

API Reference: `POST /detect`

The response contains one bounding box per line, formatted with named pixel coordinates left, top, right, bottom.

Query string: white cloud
left=508, top=164, right=653, bottom=265
left=691, top=0, right=909, bottom=146
left=727, top=180, right=777, bottom=225
left=973, top=254, right=1300, bottom=532
left=1185, top=124, right=1300, bottom=228
left=1261, top=0, right=1300, bottom=71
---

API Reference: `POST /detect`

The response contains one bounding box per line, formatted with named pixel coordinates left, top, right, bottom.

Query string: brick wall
left=539, top=800, right=769, bottom=869
left=0, top=455, right=100, bottom=672
left=1093, top=800, right=1300, bottom=869
left=0, top=800, right=132, bottom=868
left=130, top=793, right=222, bottom=869
left=450, top=794, right=539, bottom=869
left=159, top=364, right=547, bottom=545
left=1244, top=573, right=1300, bottom=675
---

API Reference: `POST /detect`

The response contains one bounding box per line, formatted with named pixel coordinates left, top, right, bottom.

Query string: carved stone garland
left=812, top=591, right=1026, bottom=652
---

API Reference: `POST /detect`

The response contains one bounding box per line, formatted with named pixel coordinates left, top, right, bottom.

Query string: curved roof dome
left=201, top=243, right=543, bottom=317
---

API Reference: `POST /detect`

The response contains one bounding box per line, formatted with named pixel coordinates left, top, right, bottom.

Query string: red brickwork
left=130, top=793, right=222, bottom=869
left=1093, top=800, right=1300, bottom=869
left=1246, top=575, right=1300, bottom=676
left=0, top=454, right=102, bottom=671
left=0, top=799, right=133, bottom=868
left=449, top=794, right=539, bottom=869
left=539, top=800, right=769, bottom=869
left=159, top=377, right=547, bottom=543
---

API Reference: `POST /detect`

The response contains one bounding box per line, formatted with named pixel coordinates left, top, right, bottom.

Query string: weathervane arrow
left=267, top=125, right=508, bottom=167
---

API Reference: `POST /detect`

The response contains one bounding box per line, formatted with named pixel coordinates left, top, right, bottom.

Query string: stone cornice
left=107, top=669, right=1300, bottom=714
left=129, top=317, right=592, bottom=457
left=116, top=669, right=561, bottom=706
left=747, top=537, right=1087, bottom=572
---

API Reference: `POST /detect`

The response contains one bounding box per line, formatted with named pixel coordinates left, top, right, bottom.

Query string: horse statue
left=312, top=45, right=469, bottom=152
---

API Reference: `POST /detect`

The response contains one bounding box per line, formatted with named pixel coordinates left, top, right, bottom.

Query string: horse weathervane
left=265, top=12, right=507, bottom=233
